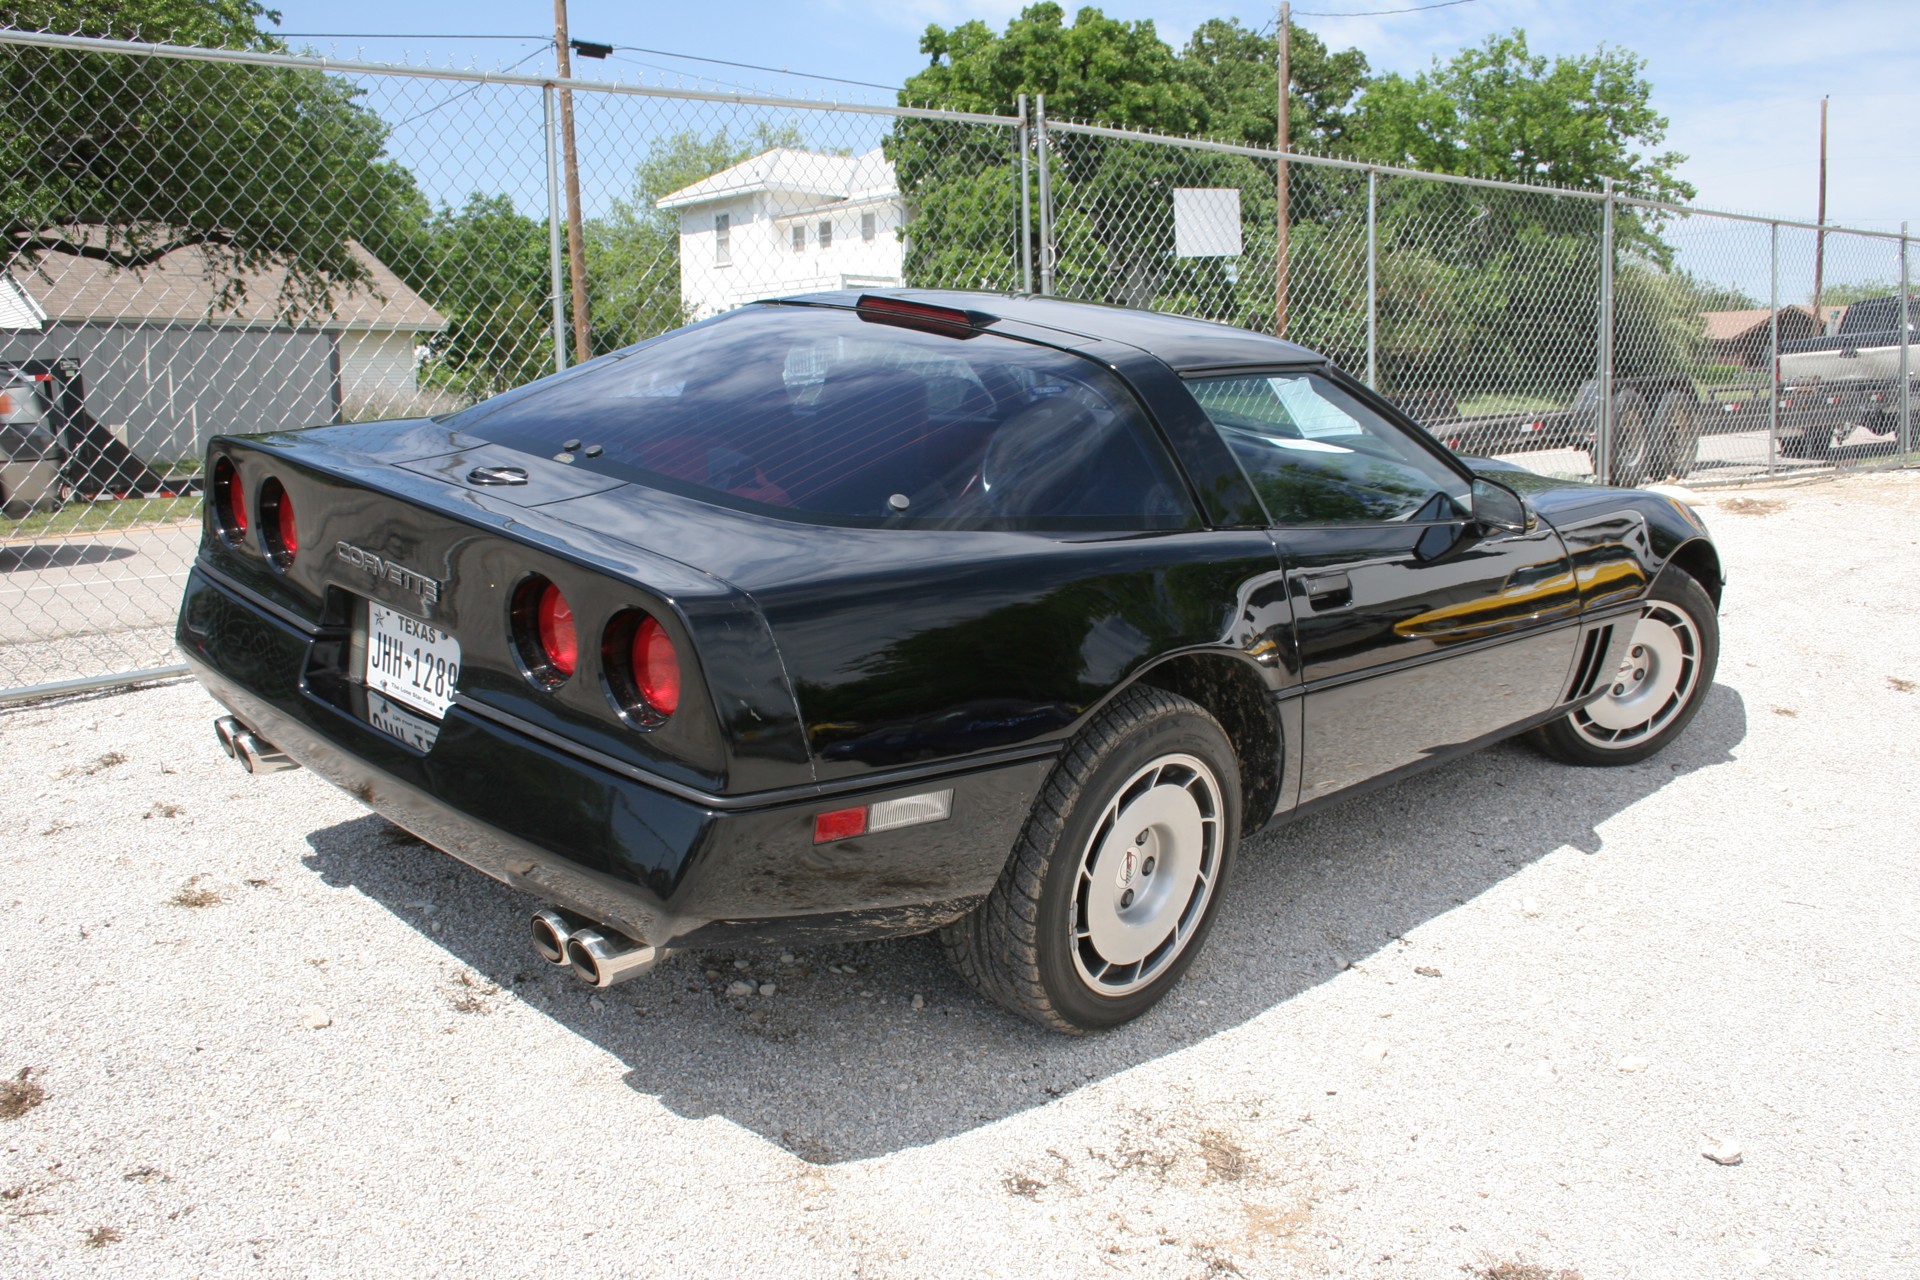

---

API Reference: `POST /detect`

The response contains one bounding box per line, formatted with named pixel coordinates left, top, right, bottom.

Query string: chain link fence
left=1, top=31, right=1914, bottom=700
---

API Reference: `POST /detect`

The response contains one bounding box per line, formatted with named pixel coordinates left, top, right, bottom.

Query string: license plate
left=366, top=689, right=441, bottom=752
left=365, top=602, right=461, bottom=720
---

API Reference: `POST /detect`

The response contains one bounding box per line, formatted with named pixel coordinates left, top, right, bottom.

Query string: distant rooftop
left=8, top=231, right=446, bottom=333
left=655, top=147, right=896, bottom=211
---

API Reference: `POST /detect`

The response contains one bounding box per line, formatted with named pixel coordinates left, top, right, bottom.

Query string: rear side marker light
left=812, top=789, right=953, bottom=844
left=813, top=806, right=867, bottom=844
left=259, top=477, right=296, bottom=568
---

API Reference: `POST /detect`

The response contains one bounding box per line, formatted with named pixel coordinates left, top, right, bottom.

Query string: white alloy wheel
left=1070, top=753, right=1223, bottom=996
left=1572, top=600, right=1702, bottom=749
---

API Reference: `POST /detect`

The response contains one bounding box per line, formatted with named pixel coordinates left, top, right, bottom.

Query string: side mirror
left=1471, top=477, right=1530, bottom=534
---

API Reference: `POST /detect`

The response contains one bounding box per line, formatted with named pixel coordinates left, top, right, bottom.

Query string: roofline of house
left=30, top=316, right=449, bottom=335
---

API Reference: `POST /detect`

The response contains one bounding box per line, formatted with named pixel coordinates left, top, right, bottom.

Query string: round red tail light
left=536, top=582, right=578, bottom=677
left=213, top=456, right=247, bottom=540
left=259, top=477, right=297, bottom=568
left=632, top=616, right=681, bottom=717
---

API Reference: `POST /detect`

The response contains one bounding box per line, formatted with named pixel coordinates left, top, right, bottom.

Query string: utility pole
left=554, top=0, right=591, bottom=364
left=1275, top=2, right=1291, bottom=338
left=1812, top=94, right=1828, bottom=323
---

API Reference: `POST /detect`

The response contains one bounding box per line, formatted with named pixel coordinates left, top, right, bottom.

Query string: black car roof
left=770, top=288, right=1325, bottom=373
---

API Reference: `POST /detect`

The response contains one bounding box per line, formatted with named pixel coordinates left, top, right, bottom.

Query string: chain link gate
left=1, top=30, right=1914, bottom=701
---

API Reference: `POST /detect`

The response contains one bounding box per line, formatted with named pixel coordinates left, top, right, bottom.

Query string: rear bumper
left=177, top=566, right=1052, bottom=949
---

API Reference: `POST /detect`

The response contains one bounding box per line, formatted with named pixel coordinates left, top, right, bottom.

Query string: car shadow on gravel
left=302, top=682, right=1748, bottom=1165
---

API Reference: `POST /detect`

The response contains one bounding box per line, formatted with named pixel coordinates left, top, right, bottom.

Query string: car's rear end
left=176, top=295, right=1216, bottom=980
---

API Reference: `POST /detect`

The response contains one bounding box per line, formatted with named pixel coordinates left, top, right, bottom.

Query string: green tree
left=891, top=4, right=1371, bottom=306
left=1353, top=30, right=1692, bottom=203
left=1, top=1, right=418, bottom=317
left=413, top=194, right=552, bottom=398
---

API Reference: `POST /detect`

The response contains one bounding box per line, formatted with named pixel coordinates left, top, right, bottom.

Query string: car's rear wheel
left=940, top=686, right=1241, bottom=1033
left=1531, top=566, right=1719, bottom=767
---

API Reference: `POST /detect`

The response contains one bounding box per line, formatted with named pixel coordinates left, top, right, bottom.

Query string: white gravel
left=4, top=470, right=1918, bottom=1279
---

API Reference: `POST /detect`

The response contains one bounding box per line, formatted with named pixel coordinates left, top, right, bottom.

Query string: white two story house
left=656, top=147, right=905, bottom=320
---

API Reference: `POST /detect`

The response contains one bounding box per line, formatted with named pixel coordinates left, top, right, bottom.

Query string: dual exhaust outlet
left=530, top=908, right=662, bottom=988
left=214, top=716, right=298, bottom=774
left=215, top=716, right=654, bottom=988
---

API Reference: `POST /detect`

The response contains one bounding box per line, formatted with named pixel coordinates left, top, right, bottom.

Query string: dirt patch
left=1716, top=497, right=1783, bottom=516
left=60, top=750, right=128, bottom=779
left=169, top=877, right=223, bottom=908
left=1474, top=1261, right=1584, bottom=1280
left=1891, top=676, right=1915, bottom=694
left=84, top=1225, right=123, bottom=1248
left=144, top=801, right=182, bottom=819
left=446, top=970, right=499, bottom=1015
left=0, top=1067, right=47, bottom=1120
left=1198, top=1128, right=1256, bottom=1182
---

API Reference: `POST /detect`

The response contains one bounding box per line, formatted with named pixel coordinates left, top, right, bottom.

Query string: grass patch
left=1455, top=394, right=1565, bottom=417
left=2, top=493, right=201, bottom=542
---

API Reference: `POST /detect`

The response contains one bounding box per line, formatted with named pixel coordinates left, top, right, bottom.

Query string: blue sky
left=262, top=0, right=1918, bottom=230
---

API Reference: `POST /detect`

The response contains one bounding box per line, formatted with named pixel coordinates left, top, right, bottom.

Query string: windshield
left=452, top=304, right=1199, bottom=531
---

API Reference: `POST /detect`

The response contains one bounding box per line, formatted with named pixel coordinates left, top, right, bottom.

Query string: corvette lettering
left=334, top=541, right=443, bottom=604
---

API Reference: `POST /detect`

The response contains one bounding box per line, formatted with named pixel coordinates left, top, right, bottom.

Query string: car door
left=1185, top=369, right=1582, bottom=804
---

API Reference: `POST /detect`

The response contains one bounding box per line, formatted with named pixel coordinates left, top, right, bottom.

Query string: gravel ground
left=3, top=470, right=1917, bottom=1279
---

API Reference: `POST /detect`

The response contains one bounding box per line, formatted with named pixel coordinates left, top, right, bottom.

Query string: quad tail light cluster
left=515, top=576, right=682, bottom=721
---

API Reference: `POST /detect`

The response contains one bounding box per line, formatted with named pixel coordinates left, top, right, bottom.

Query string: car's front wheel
left=940, top=686, right=1241, bottom=1033
left=1531, top=566, right=1720, bottom=767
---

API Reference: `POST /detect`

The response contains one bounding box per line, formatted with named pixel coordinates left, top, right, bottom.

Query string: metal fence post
left=1365, top=168, right=1378, bottom=389
left=543, top=83, right=568, bottom=374
left=1596, top=177, right=1615, bottom=483
left=1017, top=94, right=1033, bottom=295
left=1035, top=94, right=1054, bottom=296
left=1767, top=222, right=1780, bottom=476
left=1901, top=221, right=1913, bottom=459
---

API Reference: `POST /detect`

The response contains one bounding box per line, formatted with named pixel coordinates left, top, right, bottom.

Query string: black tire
left=1530, top=566, right=1720, bottom=767
left=1651, top=390, right=1699, bottom=480
left=1607, top=389, right=1653, bottom=487
left=939, top=686, right=1242, bottom=1034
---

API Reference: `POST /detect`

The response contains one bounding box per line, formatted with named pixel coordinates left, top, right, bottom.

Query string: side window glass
left=1188, top=373, right=1470, bottom=525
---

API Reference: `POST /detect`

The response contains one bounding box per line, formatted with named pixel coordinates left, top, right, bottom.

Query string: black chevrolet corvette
left=177, top=291, right=1723, bottom=1033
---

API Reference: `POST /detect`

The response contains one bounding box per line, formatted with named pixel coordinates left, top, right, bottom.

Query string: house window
left=714, top=213, right=731, bottom=267
left=791, top=224, right=805, bottom=253
left=862, top=211, right=876, bottom=242
left=817, top=220, right=833, bottom=249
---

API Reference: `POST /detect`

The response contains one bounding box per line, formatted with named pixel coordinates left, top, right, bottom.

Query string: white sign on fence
left=1173, top=188, right=1243, bottom=258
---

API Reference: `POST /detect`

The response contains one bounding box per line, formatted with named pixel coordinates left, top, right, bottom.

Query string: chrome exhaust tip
left=214, top=715, right=242, bottom=759
left=529, top=909, right=576, bottom=966
left=233, top=730, right=298, bottom=775
left=565, top=928, right=661, bottom=988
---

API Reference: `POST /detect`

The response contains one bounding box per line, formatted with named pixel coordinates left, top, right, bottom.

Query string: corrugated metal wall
left=0, top=322, right=338, bottom=464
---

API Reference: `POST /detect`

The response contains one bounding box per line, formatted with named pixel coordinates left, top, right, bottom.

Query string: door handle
left=1300, top=571, right=1353, bottom=610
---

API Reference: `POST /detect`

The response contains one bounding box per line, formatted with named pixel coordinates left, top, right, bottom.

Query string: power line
left=1292, top=0, right=1480, bottom=16
left=391, top=44, right=552, bottom=127
left=611, top=44, right=903, bottom=94
left=275, top=32, right=550, bottom=40
left=273, top=30, right=906, bottom=95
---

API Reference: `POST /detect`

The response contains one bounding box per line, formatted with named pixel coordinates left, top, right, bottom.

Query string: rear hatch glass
left=450, top=304, right=1198, bottom=531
